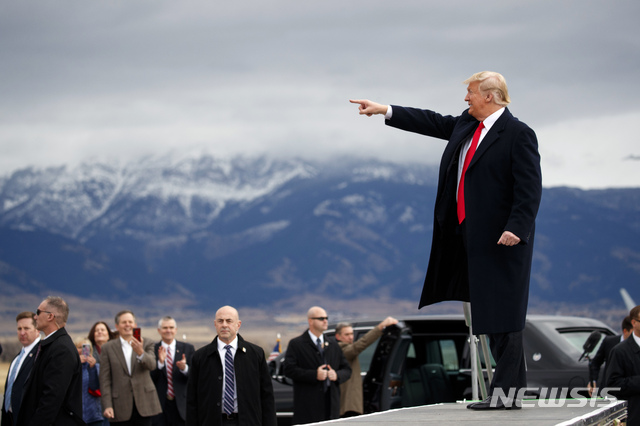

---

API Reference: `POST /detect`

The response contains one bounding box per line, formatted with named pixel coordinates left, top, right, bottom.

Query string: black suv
left=270, top=314, right=614, bottom=423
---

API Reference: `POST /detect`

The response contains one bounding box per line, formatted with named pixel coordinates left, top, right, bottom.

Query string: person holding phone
left=99, top=310, right=161, bottom=426
left=76, top=338, right=105, bottom=426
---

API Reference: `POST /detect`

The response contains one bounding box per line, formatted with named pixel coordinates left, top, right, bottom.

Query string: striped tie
left=223, top=345, right=235, bottom=415
left=166, top=347, right=175, bottom=399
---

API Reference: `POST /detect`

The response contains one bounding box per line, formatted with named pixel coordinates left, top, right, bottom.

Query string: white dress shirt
left=384, top=105, right=506, bottom=200
left=456, top=107, right=505, bottom=196
left=158, top=340, right=189, bottom=374
left=5, top=337, right=40, bottom=412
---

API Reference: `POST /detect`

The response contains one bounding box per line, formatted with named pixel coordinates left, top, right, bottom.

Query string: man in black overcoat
left=186, top=306, right=276, bottom=426
left=589, top=315, right=632, bottom=396
left=17, top=296, right=83, bottom=426
left=606, top=305, right=640, bottom=425
left=284, top=306, right=351, bottom=424
left=351, top=71, right=542, bottom=409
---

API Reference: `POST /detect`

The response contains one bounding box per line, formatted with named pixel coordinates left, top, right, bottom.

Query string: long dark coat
left=283, top=331, right=351, bottom=424
left=186, top=334, right=276, bottom=426
left=605, top=335, right=640, bottom=425
left=17, top=327, right=83, bottom=426
left=387, top=106, right=542, bottom=334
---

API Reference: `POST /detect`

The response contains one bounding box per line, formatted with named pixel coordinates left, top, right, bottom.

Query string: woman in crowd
left=75, top=338, right=105, bottom=426
left=88, top=320, right=117, bottom=361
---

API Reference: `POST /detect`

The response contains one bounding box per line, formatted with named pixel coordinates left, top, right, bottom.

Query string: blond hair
left=464, top=71, right=511, bottom=106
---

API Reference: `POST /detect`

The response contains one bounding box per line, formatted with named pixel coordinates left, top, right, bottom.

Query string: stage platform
left=308, top=399, right=627, bottom=425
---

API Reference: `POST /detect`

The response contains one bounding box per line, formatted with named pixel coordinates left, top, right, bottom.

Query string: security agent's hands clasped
left=349, top=99, right=389, bottom=117
left=317, top=364, right=338, bottom=381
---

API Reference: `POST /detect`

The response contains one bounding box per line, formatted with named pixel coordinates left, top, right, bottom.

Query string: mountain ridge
left=0, top=154, right=638, bottom=328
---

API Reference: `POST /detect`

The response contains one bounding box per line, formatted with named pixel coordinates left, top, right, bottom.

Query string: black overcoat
left=605, top=336, right=640, bottom=425
left=283, top=331, right=351, bottom=424
left=17, top=327, right=83, bottom=426
left=186, top=334, right=276, bottom=426
left=387, top=106, right=542, bottom=334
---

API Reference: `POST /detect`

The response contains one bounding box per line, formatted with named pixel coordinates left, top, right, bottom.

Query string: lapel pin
left=242, top=347, right=246, bottom=353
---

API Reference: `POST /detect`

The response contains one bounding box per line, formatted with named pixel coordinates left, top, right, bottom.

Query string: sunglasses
left=310, top=317, right=329, bottom=321
left=36, top=309, right=54, bottom=316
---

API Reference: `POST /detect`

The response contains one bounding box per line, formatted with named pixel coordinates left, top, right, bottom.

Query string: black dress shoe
left=467, top=397, right=522, bottom=410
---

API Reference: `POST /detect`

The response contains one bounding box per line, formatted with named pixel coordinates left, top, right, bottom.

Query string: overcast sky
left=1, top=1, right=638, bottom=189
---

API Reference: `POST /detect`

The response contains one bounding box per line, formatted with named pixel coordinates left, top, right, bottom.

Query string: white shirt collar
left=217, top=336, right=238, bottom=352
left=162, top=339, right=176, bottom=352
left=24, top=337, right=41, bottom=354
left=43, top=329, right=58, bottom=340
left=481, top=107, right=505, bottom=131
left=633, top=332, right=640, bottom=348
left=308, top=330, right=324, bottom=345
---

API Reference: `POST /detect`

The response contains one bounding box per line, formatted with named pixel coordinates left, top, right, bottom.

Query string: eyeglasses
left=310, top=317, right=329, bottom=321
left=36, top=309, right=54, bottom=316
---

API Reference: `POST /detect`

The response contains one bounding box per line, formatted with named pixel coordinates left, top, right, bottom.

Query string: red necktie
left=457, top=122, right=485, bottom=224
left=166, top=347, right=175, bottom=398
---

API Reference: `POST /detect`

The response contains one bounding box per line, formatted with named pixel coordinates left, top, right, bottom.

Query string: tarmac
left=306, top=399, right=627, bottom=425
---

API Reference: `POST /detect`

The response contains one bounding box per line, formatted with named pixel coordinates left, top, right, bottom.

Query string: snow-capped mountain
left=0, top=154, right=638, bottom=313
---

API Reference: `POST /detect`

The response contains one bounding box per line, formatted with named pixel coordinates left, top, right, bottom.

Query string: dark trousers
left=155, top=398, right=184, bottom=426
left=488, top=330, right=527, bottom=397
left=116, top=403, right=152, bottom=426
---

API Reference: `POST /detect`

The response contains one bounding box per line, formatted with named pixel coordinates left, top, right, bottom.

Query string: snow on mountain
left=0, top=154, right=316, bottom=241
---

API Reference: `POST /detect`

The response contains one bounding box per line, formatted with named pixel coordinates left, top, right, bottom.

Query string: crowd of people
left=1, top=297, right=400, bottom=426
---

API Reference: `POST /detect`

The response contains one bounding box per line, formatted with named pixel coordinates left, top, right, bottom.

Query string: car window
left=406, top=337, right=465, bottom=371
left=440, top=339, right=459, bottom=371
left=358, top=338, right=380, bottom=373
left=558, top=330, right=604, bottom=354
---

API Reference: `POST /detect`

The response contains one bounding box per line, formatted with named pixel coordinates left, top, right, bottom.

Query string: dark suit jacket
left=17, top=328, right=83, bottom=426
left=151, top=340, right=195, bottom=423
left=589, top=334, right=621, bottom=384
left=605, top=336, right=640, bottom=425
left=283, top=331, right=351, bottom=424
left=100, top=337, right=162, bottom=421
left=186, top=334, right=276, bottom=426
left=387, top=106, right=542, bottom=334
left=1, top=342, right=39, bottom=426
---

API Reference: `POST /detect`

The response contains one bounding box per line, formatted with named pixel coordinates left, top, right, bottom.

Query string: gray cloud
left=1, top=0, right=639, bottom=188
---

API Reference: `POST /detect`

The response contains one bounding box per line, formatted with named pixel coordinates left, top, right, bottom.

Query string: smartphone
left=133, top=327, right=141, bottom=341
left=82, top=343, right=91, bottom=358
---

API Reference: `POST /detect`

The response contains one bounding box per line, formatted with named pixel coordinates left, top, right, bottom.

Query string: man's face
left=465, top=81, right=490, bottom=121
left=116, top=313, right=136, bottom=339
left=17, top=317, right=39, bottom=346
left=336, top=326, right=354, bottom=344
left=158, top=319, right=177, bottom=344
left=35, top=301, right=53, bottom=331
left=215, top=308, right=241, bottom=344
left=308, top=308, right=329, bottom=335
left=633, top=318, right=640, bottom=338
